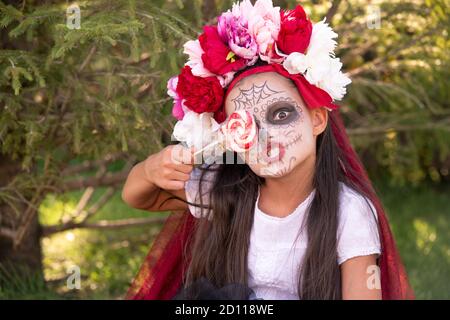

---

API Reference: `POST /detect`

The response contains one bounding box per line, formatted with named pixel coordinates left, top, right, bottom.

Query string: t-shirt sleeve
left=336, top=186, right=381, bottom=265
left=185, top=164, right=217, bottom=219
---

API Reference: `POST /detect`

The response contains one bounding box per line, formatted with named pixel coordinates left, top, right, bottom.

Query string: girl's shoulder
left=337, top=182, right=378, bottom=222
left=336, top=182, right=381, bottom=265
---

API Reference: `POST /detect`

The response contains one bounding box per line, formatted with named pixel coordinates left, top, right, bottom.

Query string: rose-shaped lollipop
left=221, top=110, right=258, bottom=153
left=193, top=110, right=258, bottom=158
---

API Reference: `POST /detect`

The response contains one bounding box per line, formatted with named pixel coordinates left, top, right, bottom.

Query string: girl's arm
left=341, top=254, right=382, bottom=300
left=122, top=144, right=194, bottom=212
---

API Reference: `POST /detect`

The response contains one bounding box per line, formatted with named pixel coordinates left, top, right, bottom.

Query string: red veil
left=126, top=64, right=415, bottom=300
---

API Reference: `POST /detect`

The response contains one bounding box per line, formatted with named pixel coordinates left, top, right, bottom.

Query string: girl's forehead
left=225, top=72, right=300, bottom=113
left=229, top=72, right=293, bottom=94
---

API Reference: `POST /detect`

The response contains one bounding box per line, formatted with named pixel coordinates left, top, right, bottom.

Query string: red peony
left=199, top=25, right=246, bottom=76
left=276, top=5, right=313, bottom=55
left=176, top=66, right=224, bottom=114
left=213, top=108, right=227, bottom=124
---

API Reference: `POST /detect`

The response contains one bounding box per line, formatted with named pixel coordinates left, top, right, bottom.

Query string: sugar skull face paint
left=225, top=71, right=316, bottom=178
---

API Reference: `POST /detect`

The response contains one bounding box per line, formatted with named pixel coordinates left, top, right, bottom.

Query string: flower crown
left=168, top=0, right=351, bottom=150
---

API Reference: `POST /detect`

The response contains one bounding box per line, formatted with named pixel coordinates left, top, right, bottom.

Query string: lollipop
left=193, top=110, right=258, bottom=157
left=221, top=110, right=258, bottom=153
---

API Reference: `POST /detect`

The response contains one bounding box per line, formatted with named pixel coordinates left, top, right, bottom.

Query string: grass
left=38, top=189, right=169, bottom=299
left=373, top=180, right=450, bottom=299
left=3, top=180, right=449, bottom=299
left=0, top=263, right=61, bottom=299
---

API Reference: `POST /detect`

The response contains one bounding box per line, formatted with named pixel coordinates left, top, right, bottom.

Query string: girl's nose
left=255, top=118, right=261, bottom=130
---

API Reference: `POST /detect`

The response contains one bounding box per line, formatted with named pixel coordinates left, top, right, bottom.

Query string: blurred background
left=0, top=0, right=448, bottom=299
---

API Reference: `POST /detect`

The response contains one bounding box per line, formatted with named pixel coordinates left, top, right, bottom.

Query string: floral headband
left=168, top=0, right=351, bottom=151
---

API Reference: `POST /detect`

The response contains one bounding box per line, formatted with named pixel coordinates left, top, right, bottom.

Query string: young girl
left=123, top=1, right=414, bottom=300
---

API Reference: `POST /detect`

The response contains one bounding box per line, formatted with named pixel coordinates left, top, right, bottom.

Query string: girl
left=123, top=1, right=413, bottom=300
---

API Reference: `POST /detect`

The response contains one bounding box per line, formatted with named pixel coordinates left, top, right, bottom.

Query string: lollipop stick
left=193, top=140, right=222, bottom=157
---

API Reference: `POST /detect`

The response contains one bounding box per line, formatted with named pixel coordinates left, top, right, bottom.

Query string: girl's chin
left=252, top=163, right=288, bottom=177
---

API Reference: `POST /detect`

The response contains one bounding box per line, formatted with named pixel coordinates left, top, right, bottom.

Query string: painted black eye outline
left=266, top=102, right=299, bottom=125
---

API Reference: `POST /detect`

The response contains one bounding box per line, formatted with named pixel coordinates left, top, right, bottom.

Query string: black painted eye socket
left=266, top=102, right=299, bottom=125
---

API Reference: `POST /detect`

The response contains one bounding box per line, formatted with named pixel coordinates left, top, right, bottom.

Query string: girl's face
left=225, top=72, right=326, bottom=178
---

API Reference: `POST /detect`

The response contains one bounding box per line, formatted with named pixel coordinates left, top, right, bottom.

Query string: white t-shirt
left=185, top=166, right=381, bottom=300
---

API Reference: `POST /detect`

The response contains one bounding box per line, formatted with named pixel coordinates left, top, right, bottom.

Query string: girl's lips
left=261, top=140, right=285, bottom=164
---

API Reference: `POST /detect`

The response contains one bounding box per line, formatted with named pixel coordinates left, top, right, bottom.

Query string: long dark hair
left=181, top=62, right=379, bottom=299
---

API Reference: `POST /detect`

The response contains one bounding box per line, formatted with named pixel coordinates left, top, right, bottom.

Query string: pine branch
left=137, top=11, right=192, bottom=41
left=77, top=45, right=97, bottom=73
left=61, top=153, right=127, bottom=176
left=61, top=157, right=135, bottom=191
left=347, top=120, right=450, bottom=136
left=42, top=216, right=168, bottom=236
left=348, top=25, right=443, bottom=77
left=0, top=227, right=16, bottom=240
left=325, top=0, right=342, bottom=25
left=78, top=187, right=116, bottom=222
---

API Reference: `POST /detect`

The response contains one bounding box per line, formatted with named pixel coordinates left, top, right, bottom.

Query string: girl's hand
left=143, top=144, right=195, bottom=191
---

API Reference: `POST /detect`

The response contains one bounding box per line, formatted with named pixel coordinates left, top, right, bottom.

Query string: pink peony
left=247, top=0, right=281, bottom=62
left=167, top=76, right=186, bottom=120
left=217, top=1, right=258, bottom=65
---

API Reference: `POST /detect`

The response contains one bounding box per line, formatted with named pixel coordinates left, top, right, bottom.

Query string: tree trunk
left=0, top=155, right=43, bottom=280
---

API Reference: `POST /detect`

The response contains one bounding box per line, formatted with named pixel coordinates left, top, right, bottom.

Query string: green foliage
left=327, top=0, right=450, bottom=185
left=373, top=179, right=450, bottom=299
left=0, top=263, right=60, bottom=299
left=0, top=0, right=198, bottom=171
left=39, top=188, right=168, bottom=299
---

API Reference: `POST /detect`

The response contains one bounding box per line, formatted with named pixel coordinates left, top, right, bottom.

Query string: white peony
left=315, top=57, right=352, bottom=100
left=231, top=0, right=254, bottom=25
left=303, top=52, right=332, bottom=84
left=283, top=52, right=309, bottom=74
left=173, top=111, right=221, bottom=150
left=281, top=19, right=351, bottom=101
left=307, top=19, right=338, bottom=58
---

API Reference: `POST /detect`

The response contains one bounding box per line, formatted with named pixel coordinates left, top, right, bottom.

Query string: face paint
left=225, top=72, right=317, bottom=178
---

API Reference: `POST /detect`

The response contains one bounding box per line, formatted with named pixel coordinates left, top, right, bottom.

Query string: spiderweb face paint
left=231, top=81, right=283, bottom=111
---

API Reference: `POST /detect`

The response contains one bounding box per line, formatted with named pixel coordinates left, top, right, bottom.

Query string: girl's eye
left=274, top=110, right=290, bottom=121
left=266, top=103, right=299, bottom=125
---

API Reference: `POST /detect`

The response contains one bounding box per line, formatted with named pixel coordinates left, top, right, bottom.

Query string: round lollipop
left=193, top=110, right=258, bottom=158
left=221, top=110, right=258, bottom=153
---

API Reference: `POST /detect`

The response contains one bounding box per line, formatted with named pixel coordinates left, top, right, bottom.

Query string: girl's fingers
left=170, top=163, right=194, bottom=174
left=166, top=145, right=194, bottom=174
left=170, top=144, right=195, bottom=165
left=166, top=170, right=190, bottom=182
left=164, top=157, right=193, bottom=174
left=163, top=180, right=185, bottom=191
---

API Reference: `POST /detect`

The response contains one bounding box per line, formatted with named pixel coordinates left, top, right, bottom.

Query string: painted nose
left=255, top=118, right=261, bottom=130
